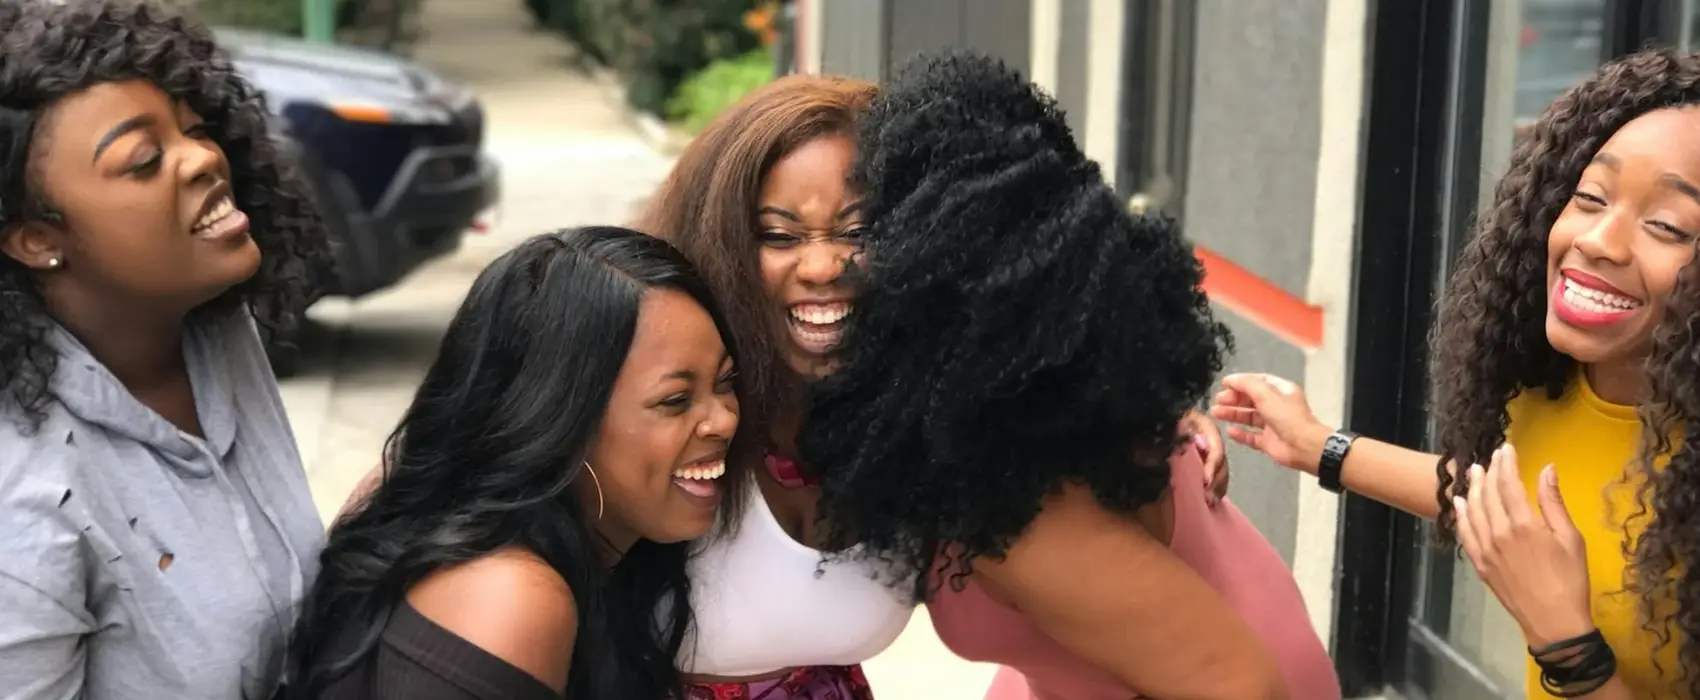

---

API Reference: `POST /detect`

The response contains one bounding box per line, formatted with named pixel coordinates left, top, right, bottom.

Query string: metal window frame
left=1116, top=0, right=1196, bottom=220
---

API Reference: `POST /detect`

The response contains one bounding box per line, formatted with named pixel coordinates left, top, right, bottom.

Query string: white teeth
left=789, top=302, right=850, bottom=325
left=194, top=197, right=235, bottom=231
left=671, top=460, right=726, bottom=481
left=1562, top=278, right=1639, bottom=312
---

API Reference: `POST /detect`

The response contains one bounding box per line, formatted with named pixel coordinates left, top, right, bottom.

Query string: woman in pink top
left=796, top=50, right=1341, bottom=700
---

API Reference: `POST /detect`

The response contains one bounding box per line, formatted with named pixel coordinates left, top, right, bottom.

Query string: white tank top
left=677, top=481, right=915, bottom=676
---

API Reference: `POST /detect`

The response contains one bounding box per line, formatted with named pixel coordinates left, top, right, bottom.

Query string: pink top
left=927, top=448, right=1342, bottom=700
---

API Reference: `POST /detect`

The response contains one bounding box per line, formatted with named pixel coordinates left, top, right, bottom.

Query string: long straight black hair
left=289, top=226, right=745, bottom=699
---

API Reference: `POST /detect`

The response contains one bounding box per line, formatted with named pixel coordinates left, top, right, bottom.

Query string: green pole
left=303, top=0, right=336, bottom=44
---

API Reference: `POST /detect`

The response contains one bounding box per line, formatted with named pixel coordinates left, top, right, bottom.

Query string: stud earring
left=45, top=257, right=61, bottom=270
left=582, top=461, right=604, bottom=520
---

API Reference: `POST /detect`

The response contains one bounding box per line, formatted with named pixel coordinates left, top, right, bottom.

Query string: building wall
left=1171, top=0, right=1367, bottom=642
left=815, top=0, right=886, bottom=81
left=1183, top=0, right=1325, bottom=563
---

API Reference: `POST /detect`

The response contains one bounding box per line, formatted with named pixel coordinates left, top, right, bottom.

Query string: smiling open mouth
left=192, top=195, right=249, bottom=239
left=788, top=301, right=850, bottom=354
left=1552, top=271, right=1643, bottom=327
left=671, top=459, right=725, bottom=499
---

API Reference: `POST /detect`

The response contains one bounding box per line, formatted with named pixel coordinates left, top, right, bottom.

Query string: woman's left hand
left=1179, top=409, right=1229, bottom=505
left=1454, top=444, right=1595, bottom=648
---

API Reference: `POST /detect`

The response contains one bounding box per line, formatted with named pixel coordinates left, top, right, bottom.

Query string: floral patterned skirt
left=683, top=664, right=875, bottom=700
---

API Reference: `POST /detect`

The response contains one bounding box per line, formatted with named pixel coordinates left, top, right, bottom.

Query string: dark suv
left=218, top=29, right=501, bottom=372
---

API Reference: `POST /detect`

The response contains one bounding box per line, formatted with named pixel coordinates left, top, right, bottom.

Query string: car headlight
left=326, top=100, right=454, bottom=126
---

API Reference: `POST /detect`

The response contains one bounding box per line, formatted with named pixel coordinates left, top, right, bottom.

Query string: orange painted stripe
left=1194, top=245, right=1324, bottom=350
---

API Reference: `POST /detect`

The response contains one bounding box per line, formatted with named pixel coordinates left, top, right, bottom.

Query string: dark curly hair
left=1639, top=261, right=1700, bottom=696
left=636, top=74, right=875, bottom=447
left=1429, top=49, right=1700, bottom=692
left=0, top=0, right=326, bottom=427
left=797, top=50, right=1230, bottom=600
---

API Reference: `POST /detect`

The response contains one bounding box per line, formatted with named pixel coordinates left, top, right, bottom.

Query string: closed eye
left=1650, top=220, right=1694, bottom=241
left=760, top=230, right=801, bottom=246
left=128, top=149, right=163, bottom=176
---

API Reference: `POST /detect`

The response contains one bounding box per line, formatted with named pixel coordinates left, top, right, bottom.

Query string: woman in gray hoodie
left=0, top=1, right=330, bottom=698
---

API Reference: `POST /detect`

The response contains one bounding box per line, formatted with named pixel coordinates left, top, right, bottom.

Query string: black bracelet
left=1530, top=629, right=1617, bottom=698
left=1317, top=430, right=1357, bottom=494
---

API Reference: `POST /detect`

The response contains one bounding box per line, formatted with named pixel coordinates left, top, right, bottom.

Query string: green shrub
left=524, top=0, right=553, bottom=26
left=666, top=49, right=774, bottom=133
left=184, top=0, right=311, bottom=34
left=550, top=0, right=765, bottom=117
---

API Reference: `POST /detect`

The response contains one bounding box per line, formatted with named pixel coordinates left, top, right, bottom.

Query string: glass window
left=1402, top=1, right=1608, bottom=697
left=1682, top=0, right=1700, bottom=51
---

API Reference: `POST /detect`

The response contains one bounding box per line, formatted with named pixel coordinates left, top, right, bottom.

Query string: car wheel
left=264, top=327, right=303, bottom=380
left=297, top=151, right=362, bottom=300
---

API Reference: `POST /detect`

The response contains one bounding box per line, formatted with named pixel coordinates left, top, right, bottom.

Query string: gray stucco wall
left=887, top=0, right=1030, bottom=75
left=819, top=0, right=887, bottom=81
left=1182, top=0, right=1327, bottom=565
left=1054, top=1, right=1090, bottom=138
left=820, top=0, right=1033, bottom=91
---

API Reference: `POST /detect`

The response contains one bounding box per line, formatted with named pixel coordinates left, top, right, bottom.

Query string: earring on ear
left=45, top=256, right=61, bottom=270
left=582, top=461, right=604, bottom=520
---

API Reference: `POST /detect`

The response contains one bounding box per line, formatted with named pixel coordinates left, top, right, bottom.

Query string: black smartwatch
left=1317, top=429, right=1358, bottom=494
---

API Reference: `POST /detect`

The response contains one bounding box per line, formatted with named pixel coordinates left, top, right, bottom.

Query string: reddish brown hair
left=636, top=74, right=876, bottom=444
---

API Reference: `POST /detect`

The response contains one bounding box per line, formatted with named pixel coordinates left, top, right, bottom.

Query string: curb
left=572, top=49, right=693, bottom=157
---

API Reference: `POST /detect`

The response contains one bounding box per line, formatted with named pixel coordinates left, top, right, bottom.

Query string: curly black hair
left=0, top=0, right=327, bottom=427
left=797, top=50, right=1230, bottom=600
left=1428, top=49, right=1700, bottom=692
left=1639, top=255, right=1700, bottom=696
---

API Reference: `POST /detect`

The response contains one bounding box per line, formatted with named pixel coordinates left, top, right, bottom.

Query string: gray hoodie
left=0, top=307, right=324, bottom=699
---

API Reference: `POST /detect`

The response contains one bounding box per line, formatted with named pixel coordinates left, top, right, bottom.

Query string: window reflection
left=1412, top=1, right=1610, bottom=697
left=1514, top=0, right=1606, bottom=126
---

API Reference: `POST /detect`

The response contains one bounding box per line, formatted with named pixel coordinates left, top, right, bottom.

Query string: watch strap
left=1318, top=429, right=1358, bottom=494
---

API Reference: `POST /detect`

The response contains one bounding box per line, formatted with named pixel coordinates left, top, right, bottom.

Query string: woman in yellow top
left=1213, top=49, right=1700, bottom=699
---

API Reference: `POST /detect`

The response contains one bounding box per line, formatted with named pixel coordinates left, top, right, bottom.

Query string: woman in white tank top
left=638, top=75, right=911, bottom=699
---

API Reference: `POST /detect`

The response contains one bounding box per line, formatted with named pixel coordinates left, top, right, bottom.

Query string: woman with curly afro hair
left=0, top=1, right=329, bottom=698
left=1215, top=50, right=1700, bottom=698
left=797, top=50, right=1340, bottom=700
left=632, top=69, right=1239, bottom=699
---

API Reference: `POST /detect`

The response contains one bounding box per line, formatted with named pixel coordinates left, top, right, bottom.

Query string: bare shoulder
left=979, top=481, right=1172, bottom=582
left=970, top=482, right=1288, bottom=699
left=405, top=547, right=578, bottom=693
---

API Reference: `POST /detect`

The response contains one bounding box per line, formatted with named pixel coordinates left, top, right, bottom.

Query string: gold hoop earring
left=582, top=461, right=604, bottom=520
